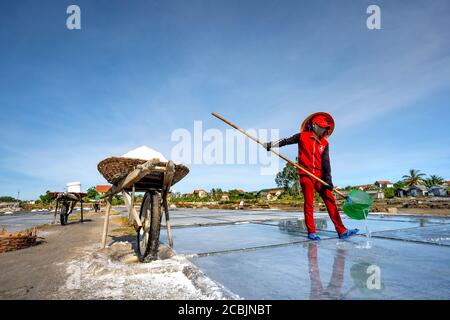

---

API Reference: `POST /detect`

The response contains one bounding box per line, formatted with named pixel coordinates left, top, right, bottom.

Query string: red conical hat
left=300, top=112, right=335, bottom=138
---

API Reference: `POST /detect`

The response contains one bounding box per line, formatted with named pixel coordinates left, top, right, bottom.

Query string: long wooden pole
left=101, top=195, right=113, bottom=248
left=122, top=190, right=142, bottom=228
left=80, top=200, right=84, bottom=223
left=211, top=112, right=347, bottom=199
left=53, top=200, right=59, bottom=225
left=162, top=161, right=175, bottom=248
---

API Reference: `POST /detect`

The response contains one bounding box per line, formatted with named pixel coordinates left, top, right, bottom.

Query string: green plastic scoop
left=342, top=190, right=373, bottom=220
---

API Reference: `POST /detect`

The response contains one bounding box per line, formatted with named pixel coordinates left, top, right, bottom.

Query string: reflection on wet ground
left=159, top=209, right=450, bottom=299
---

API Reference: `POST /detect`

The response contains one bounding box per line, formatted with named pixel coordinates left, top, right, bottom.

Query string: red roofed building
left=374, top=181, right=394, bottom=189
left=96, top=185, right=112, bottom=195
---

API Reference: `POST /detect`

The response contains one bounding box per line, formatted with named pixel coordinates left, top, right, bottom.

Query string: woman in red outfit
left=264, top=112, right=358, bottom=240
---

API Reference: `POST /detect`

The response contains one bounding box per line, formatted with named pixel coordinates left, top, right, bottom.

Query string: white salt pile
left=122, top=146, right=168, bottom=162
left=59, top=243, right=238, bottom=300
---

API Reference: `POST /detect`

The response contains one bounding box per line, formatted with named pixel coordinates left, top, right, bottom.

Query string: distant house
left=356, top=184, right=374, bottom=191
left=374, top=181, right=394, bottom=189
left=428, top=186, right=447, bottom=197
left=395, top=188, right=408, bottom=198
left=258, top=188, right=284, bottom=200
left=366, top=190, right=385, bottom=199
left=96, top=185, right=111, bottom=196
left=257, top=188, right=284, bottom=199
left=193, top=189, right=208, bottom=198
left=407, top=185, right=428, bottom=197
left=221, top=192, right=229, bottom=201
left=266, top=189, right=284, bottom=201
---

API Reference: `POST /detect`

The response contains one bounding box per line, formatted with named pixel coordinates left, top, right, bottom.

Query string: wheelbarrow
left=97, top=157, right=189, bottom=262
left=48, top=191, right=86, bottom=225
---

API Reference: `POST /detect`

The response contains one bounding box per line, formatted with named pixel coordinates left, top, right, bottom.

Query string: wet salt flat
left=2, top=207, right=450, bottom=299
left=373, top=224, right=450, bottom=246
left=190, top=238, right=450, bottom=299
left=0, top=210, right=54, bottom=231
left=160, top=208, right=450, bottom=299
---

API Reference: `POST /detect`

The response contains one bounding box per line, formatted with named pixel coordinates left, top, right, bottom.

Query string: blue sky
left=1, top=0, right=449, bottom=200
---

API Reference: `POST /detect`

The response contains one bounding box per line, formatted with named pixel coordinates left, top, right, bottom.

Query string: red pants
left=300, top=176, right=346, bottom=234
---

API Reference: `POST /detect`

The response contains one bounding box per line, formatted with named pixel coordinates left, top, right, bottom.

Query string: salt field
left=159, top=209, right=450, bottom=299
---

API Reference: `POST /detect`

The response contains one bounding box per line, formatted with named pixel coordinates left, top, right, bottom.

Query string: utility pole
left=17, top=191, right=20, bottom=202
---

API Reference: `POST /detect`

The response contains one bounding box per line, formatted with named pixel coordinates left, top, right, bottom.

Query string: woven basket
left=0, top=228, right=37, bottom=253
left=97, top=157, right=189, bottom=186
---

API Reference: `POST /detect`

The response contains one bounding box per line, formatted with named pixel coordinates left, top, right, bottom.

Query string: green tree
left=135, top=194, right=144, bottom=204
left=0, top=196, right=17, bottom=202
left=38, top=191, right=53, bottom=204
left=228, top=189, right=242, bottom=199
left=424, top=175, right=445, bottom=187
left=210, top=188, right=223, bottom=200
left=86, top=187, right=100, bottom=200
left=112, top=194, right=124, bottom=205
left=393, top=180, right=405, bottom=189
left=402, top=169, right=426, bottom=187
left=242, top=192, right=257, bottom=199
left=384, top=187, right=395, bottom=199
left=275, top=158, right=300, bottom=195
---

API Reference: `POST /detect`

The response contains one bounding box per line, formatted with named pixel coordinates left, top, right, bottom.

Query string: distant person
left=264, top=112, right=358, bottom=240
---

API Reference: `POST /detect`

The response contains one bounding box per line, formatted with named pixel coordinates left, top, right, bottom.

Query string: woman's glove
left=262, top=142, right=272, bottom=151
left=321, top=176, right=334, bottom=192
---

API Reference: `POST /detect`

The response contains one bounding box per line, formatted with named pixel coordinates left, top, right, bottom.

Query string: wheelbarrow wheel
left=59, top=203, right=69, bottom=225
left=137, top=191, right=162, bottom=262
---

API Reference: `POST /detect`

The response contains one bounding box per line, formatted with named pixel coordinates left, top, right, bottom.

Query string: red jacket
left=298, top=131, right=328, bottom=178
left=270, top=132, right=332, bottom=184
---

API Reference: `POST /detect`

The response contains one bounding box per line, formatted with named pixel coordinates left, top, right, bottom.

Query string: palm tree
left=424, top=174, right=445, bottom=187
left=402, top=169, right=426, bottom=187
